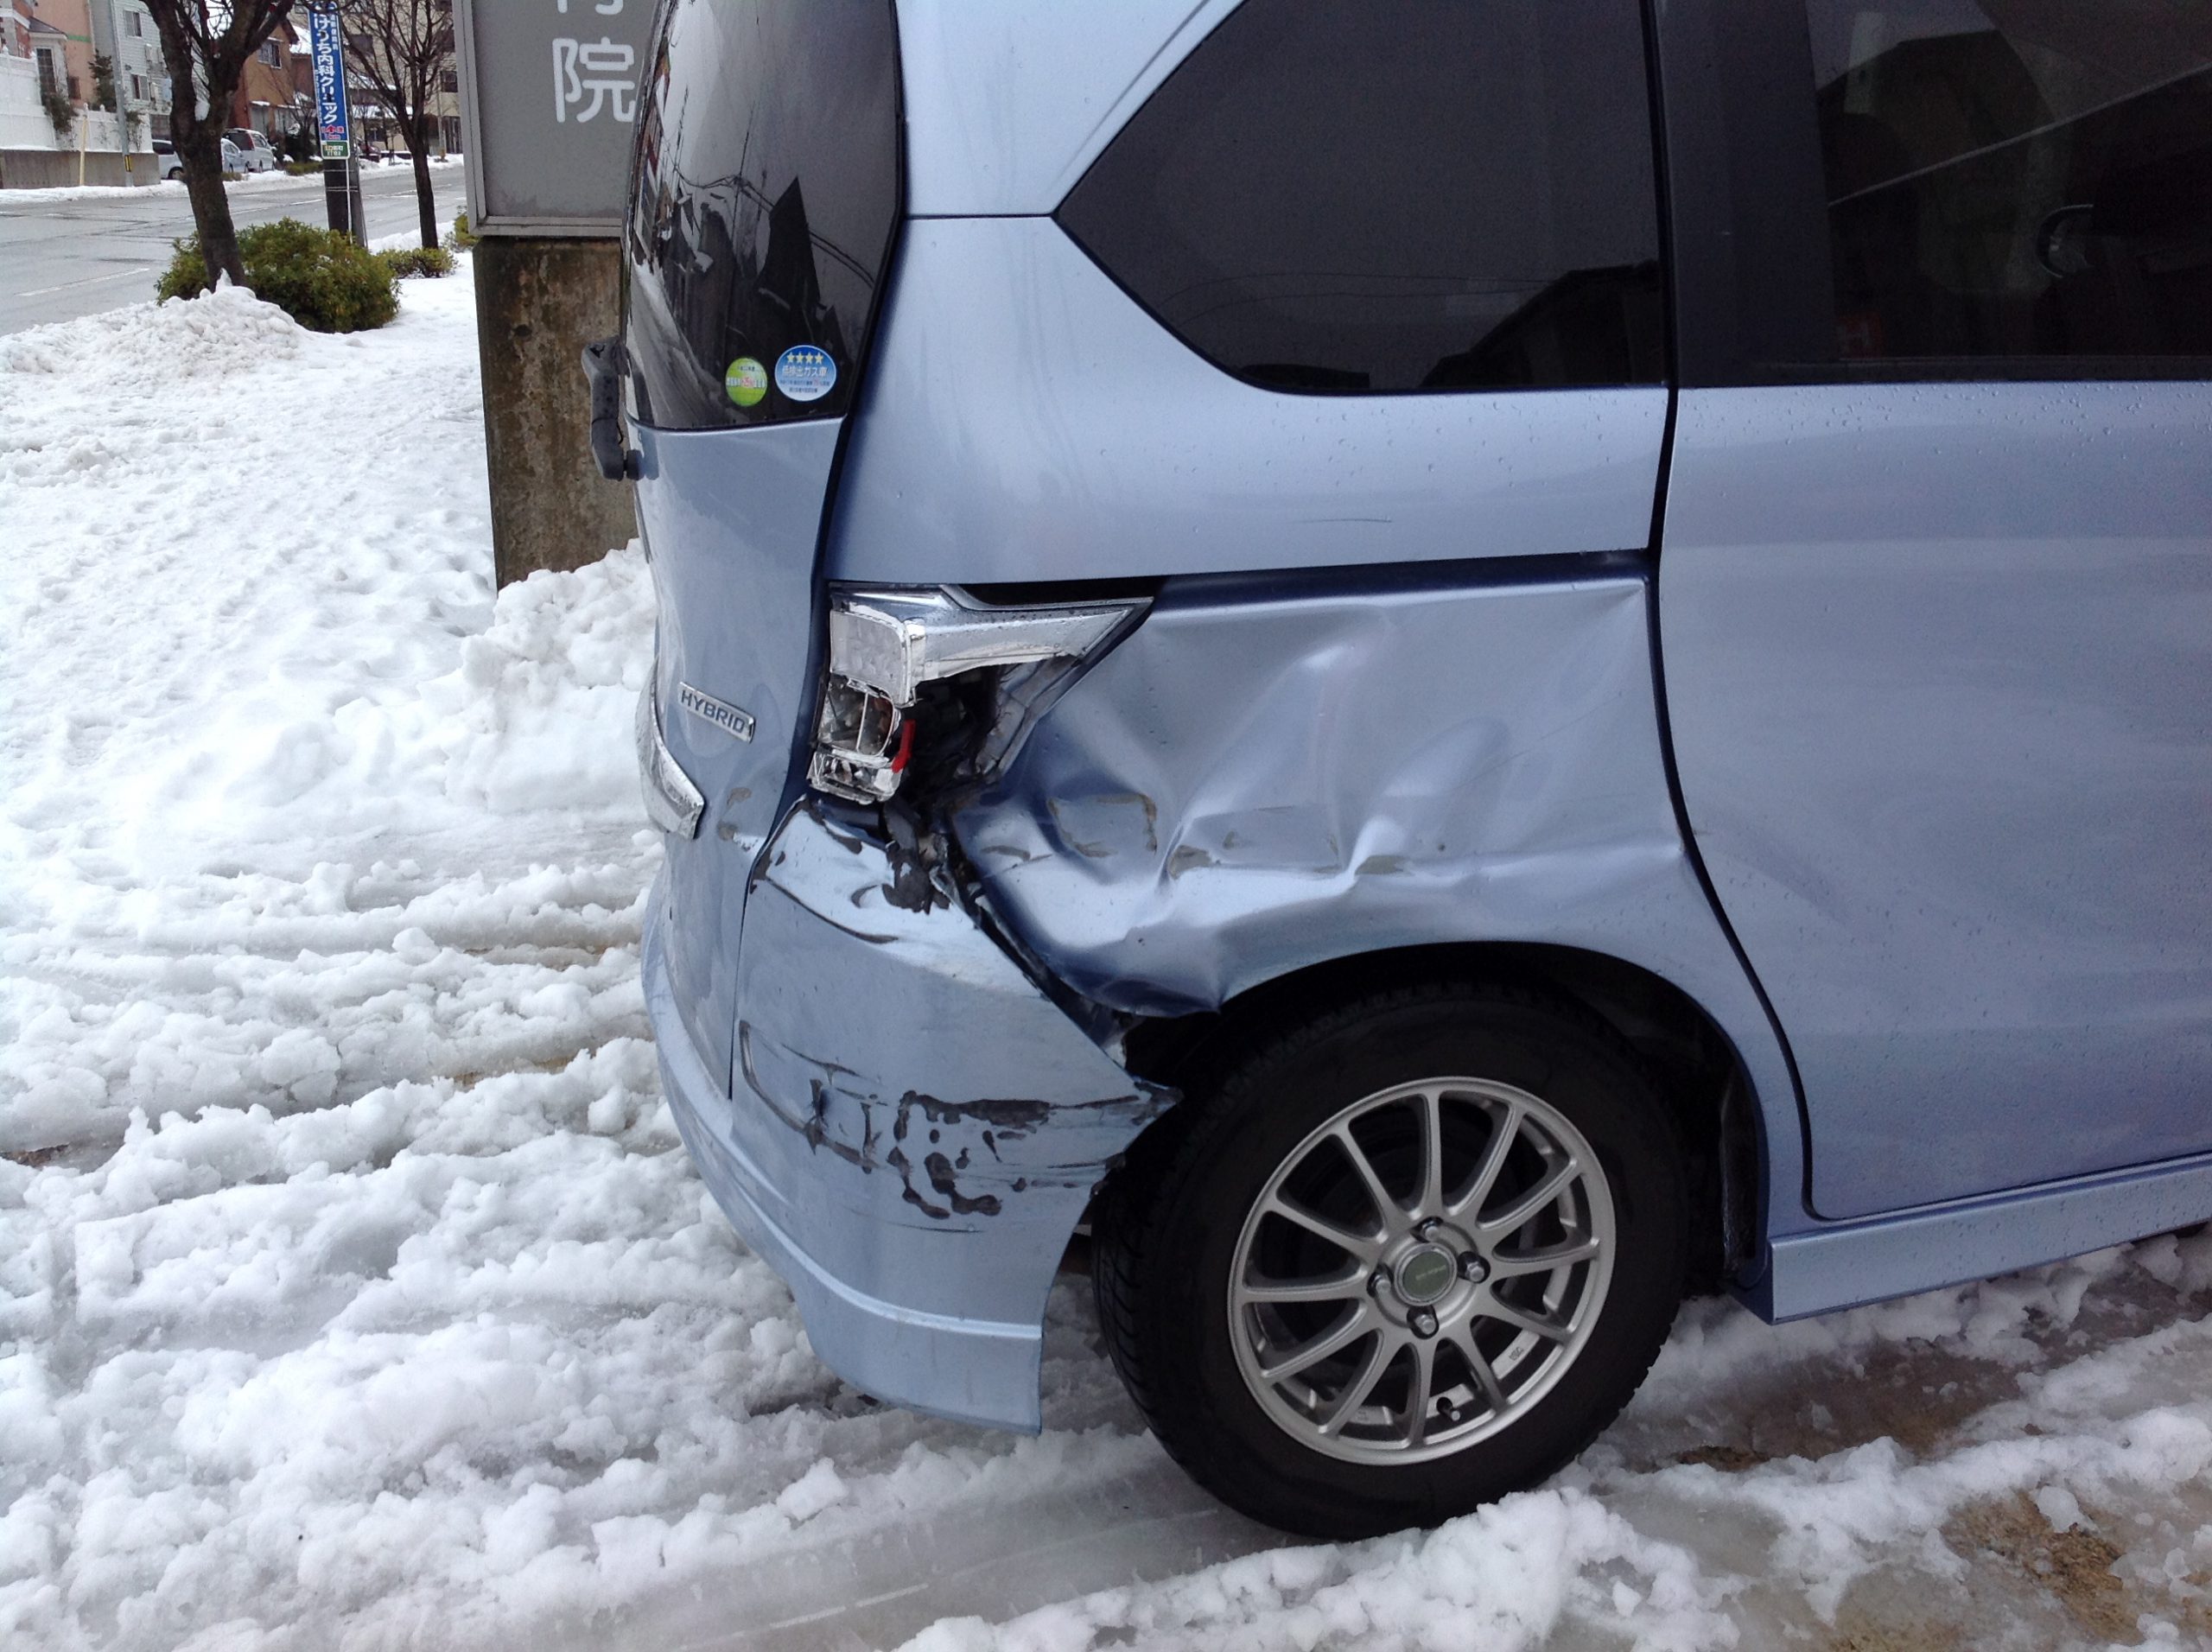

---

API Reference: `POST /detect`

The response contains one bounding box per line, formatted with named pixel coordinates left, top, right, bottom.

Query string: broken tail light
left=810, top=589, right=1147, bottom=804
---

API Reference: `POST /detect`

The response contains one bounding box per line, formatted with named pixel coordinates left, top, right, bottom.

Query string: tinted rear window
left=1056, top=0, right=1664, bottom=395
left=1803, top=0, right=2212, bottom=365
left=624, top=0, right=900, bottom=430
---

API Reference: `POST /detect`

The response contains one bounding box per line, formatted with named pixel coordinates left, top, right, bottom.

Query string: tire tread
left=1092, top=975, right=1687, bottom=1534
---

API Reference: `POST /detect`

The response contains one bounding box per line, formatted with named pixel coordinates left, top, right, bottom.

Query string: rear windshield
left=623, top=0, right=901, bottom=431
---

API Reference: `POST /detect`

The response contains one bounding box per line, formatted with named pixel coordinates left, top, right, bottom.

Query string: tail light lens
left=810, top=589, right=1146, bottom=804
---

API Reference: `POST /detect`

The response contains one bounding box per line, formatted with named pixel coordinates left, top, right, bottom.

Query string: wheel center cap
left=1394, top=1244, right=1458, bottom=1306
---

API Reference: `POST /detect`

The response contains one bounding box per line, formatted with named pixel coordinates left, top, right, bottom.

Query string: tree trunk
left=410, top=131, right=436, bottom=250
left=177, top=120, right=246, bottom=288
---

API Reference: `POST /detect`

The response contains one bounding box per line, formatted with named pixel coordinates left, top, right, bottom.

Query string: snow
left=8, top=264, right=2212, bottom=1652
left=17, top=158, right=463, bottom=203
left=14, top=168, right=339, bottom=204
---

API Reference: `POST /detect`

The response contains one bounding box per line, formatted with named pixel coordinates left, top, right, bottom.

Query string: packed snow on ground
left=19, top=156, right=461, bottom=204
left=5, top=269, right=2212, bottom=1652
left=18, top=168, right=330, bottom=204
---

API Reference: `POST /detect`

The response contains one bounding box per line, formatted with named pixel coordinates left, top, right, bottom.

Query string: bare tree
left=143, top=0, right=296, bottom=289
left=345, top=0, right=453, bottom=251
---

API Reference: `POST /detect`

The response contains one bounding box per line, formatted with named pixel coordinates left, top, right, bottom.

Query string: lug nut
left=1414, top=1218, right=1442, bottom=1241
left=1459, top=1253, right=1489, bottom=1284
left=1408, top=1308, right=1439, bottom=1338
left=1370, top=1268, right=1390, bottom=1296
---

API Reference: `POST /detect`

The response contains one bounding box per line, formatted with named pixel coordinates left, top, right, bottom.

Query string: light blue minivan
left=598, top=0, right=2212, bottom=1535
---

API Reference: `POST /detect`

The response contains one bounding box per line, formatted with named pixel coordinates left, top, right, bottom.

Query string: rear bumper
left=643, top=804, right=1168, bottom=1431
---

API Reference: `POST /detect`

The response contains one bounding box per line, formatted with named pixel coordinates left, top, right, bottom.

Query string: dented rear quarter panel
left=953, top=569, right=1809, bottom=1229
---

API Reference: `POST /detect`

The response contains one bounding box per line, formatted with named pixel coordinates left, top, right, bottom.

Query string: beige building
left=230, top=22, right=300, bottom=137
left=20, top=0, right=92, bottom=105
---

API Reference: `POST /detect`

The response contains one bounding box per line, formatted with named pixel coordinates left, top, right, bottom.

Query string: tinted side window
left=1056, top=0, right=1663, bottom=395
left=623, top=0, right=899, bottom=430
left=1807, top=1, right=2212, bottom=363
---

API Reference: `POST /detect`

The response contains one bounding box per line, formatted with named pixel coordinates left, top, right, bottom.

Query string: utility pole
left=452, top=0, right=643, bottom=586
left=107, top=0, right=134, bottom=184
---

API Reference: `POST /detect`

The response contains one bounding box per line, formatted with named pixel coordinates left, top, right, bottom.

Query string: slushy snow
left=5, top=266, right=2212, bottom=1652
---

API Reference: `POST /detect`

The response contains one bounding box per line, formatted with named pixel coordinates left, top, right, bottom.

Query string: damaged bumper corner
left=642, top=804, right=1169, bottom=1433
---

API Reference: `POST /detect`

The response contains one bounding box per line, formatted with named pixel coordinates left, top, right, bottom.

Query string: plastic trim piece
left=634, top=683, right=704, bottom=840
left=1759, top=1148, right=2212, bottom=1320
left=829, top=589, right=1144, bottom=706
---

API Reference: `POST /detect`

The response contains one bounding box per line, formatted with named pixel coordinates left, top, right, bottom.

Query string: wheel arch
left=1119, top=940, right=1767, bottom=1293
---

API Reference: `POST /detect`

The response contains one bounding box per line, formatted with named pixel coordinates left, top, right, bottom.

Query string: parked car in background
left=606, top=0, right=2212, bottom=1541
left=224, top=129, right=277, bottom=172
left=154, top=137, right=247, bottom=179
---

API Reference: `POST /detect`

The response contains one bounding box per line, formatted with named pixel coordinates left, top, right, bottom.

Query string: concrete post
left=473, top=237, right=637, bottom=587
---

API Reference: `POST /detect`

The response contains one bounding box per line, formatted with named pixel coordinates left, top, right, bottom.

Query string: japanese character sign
left=455, top=0, right=655, bottom=230
left=308, top=4, right=353, bottom=159
left=552, top=36, right=636, bottom=124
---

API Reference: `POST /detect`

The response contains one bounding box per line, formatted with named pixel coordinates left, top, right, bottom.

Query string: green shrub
left=155, top=241, right=205, bottom=304
left=283, top=159, right=321, bottom=176
left=377, top=245, right=454, bottom=280
left=156, top=218, right=398, bottom=333
left=442, top=212, right=479, bottom=252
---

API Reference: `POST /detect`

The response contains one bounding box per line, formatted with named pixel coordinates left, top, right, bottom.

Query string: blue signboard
left=308, top=5, right=352, bottom=159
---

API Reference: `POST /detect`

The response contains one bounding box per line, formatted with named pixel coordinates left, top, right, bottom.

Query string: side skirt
left=1751, top=1149, right=2212, bottom=1321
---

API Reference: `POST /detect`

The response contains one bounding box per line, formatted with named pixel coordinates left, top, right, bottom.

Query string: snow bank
left=0, top=283, right=300, bottom=383
left=9, top=248, right=2212, bottom=1652
left=11, top=168, right=331, bottom=204
left=7, top=178, right=188, bottom=202
left=1, top=269, right=656, bottom=1155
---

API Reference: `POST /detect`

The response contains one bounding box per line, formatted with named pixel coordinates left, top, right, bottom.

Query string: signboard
left=453, top=0, right=655, bottom=236
left=308, top=3, right=353, bottom=161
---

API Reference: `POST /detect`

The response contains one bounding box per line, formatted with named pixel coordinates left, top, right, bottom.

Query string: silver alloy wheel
left=1226, top=1077, right=1617, bottom=1465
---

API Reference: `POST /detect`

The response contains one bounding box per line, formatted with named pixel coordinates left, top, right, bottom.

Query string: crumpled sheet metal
left=671, top=805, right=1166, bottom=1427
left=738, top=807, right=1166, bottom=1233
left=956, top=572, right=1808, bottom=1223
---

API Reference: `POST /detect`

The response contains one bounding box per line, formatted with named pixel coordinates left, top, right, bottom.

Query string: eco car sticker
left=724, top=356, right=767, bottom=407
left=774, top=345, right=836, bottom=403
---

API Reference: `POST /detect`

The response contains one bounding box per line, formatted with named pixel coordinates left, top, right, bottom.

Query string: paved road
left=0, top=162, right=470, bottom=335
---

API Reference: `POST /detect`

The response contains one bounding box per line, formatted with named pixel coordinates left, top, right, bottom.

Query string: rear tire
left=1094, top=979, right=1688, bottom=1538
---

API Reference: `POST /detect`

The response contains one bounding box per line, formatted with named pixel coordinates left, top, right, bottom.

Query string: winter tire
left=1095, top=980, right=1688, bottom=1538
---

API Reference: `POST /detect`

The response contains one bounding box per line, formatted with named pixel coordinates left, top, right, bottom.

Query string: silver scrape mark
left=1103, top=792, right=1160, bottom=854
left=1047, top=800, right=1112, bottom=860
left=1047, top=792, right=1160, bottom=859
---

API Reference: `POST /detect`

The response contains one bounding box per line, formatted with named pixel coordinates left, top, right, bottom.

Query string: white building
left=89, top=0, right=168, bottom=136
left=0, top=0, right=156, bottom=182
